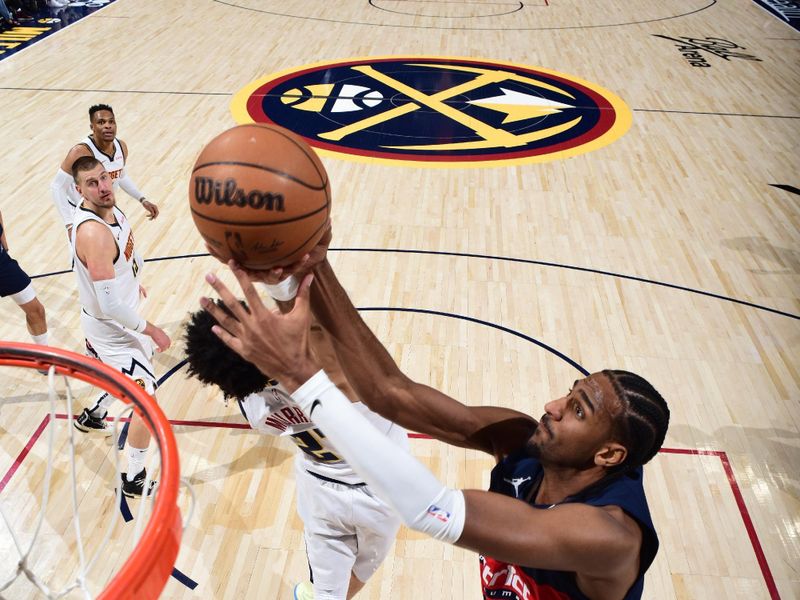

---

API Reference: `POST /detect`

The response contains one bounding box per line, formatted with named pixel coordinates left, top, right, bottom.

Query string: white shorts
left=294, top=456, right=400, bottom=598
left=80, top=310, right=157, bottom=394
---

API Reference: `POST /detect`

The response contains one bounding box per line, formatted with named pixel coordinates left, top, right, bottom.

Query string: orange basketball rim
left=0, top=342, right=182, bottom=600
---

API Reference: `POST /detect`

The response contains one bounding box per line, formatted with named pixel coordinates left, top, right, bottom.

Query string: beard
left=523, top=427, right=544, bottom=459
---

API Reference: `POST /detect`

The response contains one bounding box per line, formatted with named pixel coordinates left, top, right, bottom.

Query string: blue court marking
left=0, top=1, right=119, bottom=61
left=117, top=359, right=183, bottom=447
left=29, top=248, right=798, bottom=320
left=117, top=494, right=198, bottom=589
left=115, top=360, right=201, bottom=590
left=340, top=248, right=800, bottom=320
left=359, top=307, right=589, bottom=376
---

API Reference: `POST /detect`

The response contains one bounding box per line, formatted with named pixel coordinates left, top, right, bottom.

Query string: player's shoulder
left=75, top=215, right=113, bottom=242
left=64, top=142, right=93, bottom=164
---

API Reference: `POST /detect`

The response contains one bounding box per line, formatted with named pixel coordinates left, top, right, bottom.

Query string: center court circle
left=231, top=56, right=632, bottom=168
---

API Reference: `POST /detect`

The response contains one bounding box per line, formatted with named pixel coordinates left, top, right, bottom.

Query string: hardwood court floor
left=0, top=0, right=798, bottom=598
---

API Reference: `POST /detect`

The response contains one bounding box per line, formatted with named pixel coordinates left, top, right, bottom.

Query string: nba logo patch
left=426, top=504, right=451, bottom=523
left=232, top=56, right=631, bottom=168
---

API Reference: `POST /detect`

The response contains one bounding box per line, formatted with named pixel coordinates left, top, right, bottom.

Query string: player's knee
left=22, top=298, right=46, bottom=323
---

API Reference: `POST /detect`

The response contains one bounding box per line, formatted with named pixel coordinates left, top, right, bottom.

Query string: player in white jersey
left=70, top=155, right=171, bottom=498
left=51, top=104, right=159, bottom=237
left=184, top=291, right=406, bottom=600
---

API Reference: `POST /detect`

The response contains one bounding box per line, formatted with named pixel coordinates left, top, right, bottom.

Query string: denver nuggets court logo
left=231, top=57, right=631, bottom=168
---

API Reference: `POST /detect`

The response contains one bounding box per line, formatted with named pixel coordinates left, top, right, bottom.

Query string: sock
left=87, top=392, right=114, bottom=418
left=31, top=332, right=48, bottom=345
left=126, top=445, right=148, bottom=480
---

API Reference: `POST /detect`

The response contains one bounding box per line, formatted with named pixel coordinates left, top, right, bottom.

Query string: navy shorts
left=0, top=250, right=33, bottom=298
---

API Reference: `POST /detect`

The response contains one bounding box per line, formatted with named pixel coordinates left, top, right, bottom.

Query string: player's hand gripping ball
left=189, top=124, right=331, bottom=269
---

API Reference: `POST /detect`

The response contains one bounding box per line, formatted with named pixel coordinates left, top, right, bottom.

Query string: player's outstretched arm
left=283, top=368, right=643, bottom=598
left=204, top=261, right=536, bottom=457
left=309, top=258, right=536, bottom=456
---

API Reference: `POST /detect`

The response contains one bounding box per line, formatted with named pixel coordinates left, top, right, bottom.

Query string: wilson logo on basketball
left=193, top=176, right=286, bottom=212
left=231, top=56, right=632, bottom=168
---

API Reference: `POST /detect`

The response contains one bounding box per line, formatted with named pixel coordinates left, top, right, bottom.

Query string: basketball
left=189, top=123, right=331, bottom=269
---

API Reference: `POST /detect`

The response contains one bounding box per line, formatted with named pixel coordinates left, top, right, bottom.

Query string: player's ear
left=595, top=442, right=626, bottom=467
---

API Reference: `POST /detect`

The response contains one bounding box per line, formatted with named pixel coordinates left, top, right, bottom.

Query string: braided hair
left=566, top=370, right=669, bottom=503
left=603, top=369, right=670, bottom=469
left=183, top=300, right=269, bottom=400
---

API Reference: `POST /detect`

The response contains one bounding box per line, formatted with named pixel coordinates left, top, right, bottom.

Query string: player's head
left=526, top=370, right=669, bottom=474
left=72, top=156, right=115, bottom=208
left=184, top=300, right=270, bottom=400
left=88, top=104, right=116, bottom=142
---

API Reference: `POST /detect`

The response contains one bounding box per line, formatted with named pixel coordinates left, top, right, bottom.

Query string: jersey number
left=291, top=429, right=341, bottom=463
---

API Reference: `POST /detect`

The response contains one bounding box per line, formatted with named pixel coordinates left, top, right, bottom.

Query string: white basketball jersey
left=71, top=205, right=143, bottom=320
left=82, top=136, right=125, bottom=185
left=239, top=383, right=408, bottom=485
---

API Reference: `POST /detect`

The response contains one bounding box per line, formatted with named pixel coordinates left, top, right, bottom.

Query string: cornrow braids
left=183, top=300, right=269, bottom=400
left=603, top=369, right=670, bottom=469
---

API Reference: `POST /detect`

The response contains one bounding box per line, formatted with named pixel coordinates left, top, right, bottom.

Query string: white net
left=0, top=349, right=190, bottom=600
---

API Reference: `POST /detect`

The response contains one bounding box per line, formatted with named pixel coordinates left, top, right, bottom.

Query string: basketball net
left=0, top=343, right=189, bottom=599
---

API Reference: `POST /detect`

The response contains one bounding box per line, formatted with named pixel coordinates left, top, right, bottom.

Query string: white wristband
left=261, top=275, right=299, bottom=302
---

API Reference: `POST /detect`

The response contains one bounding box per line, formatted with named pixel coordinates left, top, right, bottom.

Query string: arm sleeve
left=292, top=370, right=466, bottom=543
left=51, top=169, right=79, bottom=226
left=93, top=278, right=147, bottom=332
left=117, top=168, right=145, bottom=201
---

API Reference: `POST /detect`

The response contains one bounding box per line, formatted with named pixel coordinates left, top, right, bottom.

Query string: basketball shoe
left=74, top=408, right=111, bottom=435
left=293, top=581, right=314, bottom=600
left=121, top=469, right=157, bottom=498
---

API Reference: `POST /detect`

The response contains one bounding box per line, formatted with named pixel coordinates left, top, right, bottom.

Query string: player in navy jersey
left=201, top=226, right=670, bottom=600
left=0, top=210, right=48, bottom=346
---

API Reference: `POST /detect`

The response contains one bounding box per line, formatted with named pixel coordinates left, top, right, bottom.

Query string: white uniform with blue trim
left=71, top=204, right=155, bottom=393
left=238, top=385, right=408, bottom=597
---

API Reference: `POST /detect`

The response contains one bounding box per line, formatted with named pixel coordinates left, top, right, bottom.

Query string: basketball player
left=183, top=287, right=407, bottom=600
left=70, top=156, right=170, bottom=497
left=0, top=210, right=48, bottom=346
left=51, top=104, right=159, bottom=237
left=201, top=231, right=670, bottom=600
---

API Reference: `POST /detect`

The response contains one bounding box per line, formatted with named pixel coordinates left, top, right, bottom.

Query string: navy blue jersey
left=480, top=451, right=659, bottom=599
left=0, top=222, right=32, bottom=298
